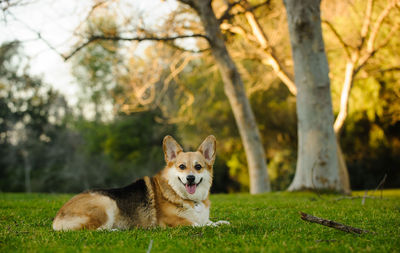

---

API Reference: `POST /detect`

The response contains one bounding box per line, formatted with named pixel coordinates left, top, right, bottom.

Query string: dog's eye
left=179, top=164, right=186, bottom=170
left=194, top=164, right=202, bottom=170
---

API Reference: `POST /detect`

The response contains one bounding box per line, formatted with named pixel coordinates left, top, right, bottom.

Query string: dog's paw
left=205, top=220, right=230, bottom=227
left=214, top=220, right=230, bottom=226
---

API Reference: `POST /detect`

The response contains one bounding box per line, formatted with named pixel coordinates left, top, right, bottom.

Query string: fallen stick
left=333, top=196, right=377, bottom=202
left=146, top=239, right=153, bottom=253
left=299, top=212, right=372, bottom=234
left=373, top=173, right=387, bottom=199
left=361, top=190, right=368, bottom=205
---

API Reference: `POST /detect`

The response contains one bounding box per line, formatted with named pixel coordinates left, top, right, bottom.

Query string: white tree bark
left=334, top=61, right=355, bottom=135
left=284, top=0, right=345, bottom=192
left=179, top=0, right=271, bottom=193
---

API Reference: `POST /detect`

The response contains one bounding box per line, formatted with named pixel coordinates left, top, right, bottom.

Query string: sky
left=1, top=0, right=178, bottom=106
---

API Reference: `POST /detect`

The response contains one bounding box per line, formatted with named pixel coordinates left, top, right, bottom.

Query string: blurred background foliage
left=0, top=0, right=399, bottom=193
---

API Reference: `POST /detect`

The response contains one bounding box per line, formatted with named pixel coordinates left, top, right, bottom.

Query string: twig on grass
left=334, top=174, right=387, bottom=203
left=146, top=239, right=153, bottom=253
left=333, top=195, right=377, bottom=202
left=299, top=212, right=373, bottom=234
left=362, top=190, right=368, bottom=205
left=373, top=174, right=387, bottom=199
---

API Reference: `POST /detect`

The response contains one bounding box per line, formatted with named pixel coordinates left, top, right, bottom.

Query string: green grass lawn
left=1, top=190, right=399, bottom=252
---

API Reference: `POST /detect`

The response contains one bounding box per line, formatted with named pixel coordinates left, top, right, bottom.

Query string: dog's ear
left=197, top=135, right=216, bottom=165
left=163, top=135, right=183, bottom=164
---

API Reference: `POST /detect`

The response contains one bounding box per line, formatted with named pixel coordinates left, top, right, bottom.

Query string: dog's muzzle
left=178, top=176, right=203, bottom=194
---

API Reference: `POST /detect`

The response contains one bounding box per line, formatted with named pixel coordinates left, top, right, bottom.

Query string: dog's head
left=161, top=135, right=216, bottom=202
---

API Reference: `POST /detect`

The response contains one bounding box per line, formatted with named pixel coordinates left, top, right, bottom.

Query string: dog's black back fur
left=91, top=179, right=153, bottom=225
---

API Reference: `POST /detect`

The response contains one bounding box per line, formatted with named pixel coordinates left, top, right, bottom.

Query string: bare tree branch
left=166, top=42, right=210, bottom=53
left=74, top=0, right=108, bottom=32
left=322, top=20, right=352, bottom=59
left=333, top=0, right=400, bottom=135
left=334, top=61, right=355, bottom=134
left=169, top=55, right=196, bottom=121
left=221, top=20, right=296, bottom=95
left=218, top=0, right=271, bottom=23
left=239, top=0, right=296, bottom=95
left=220, top=23, right=249, bottom=37
left=377, top=23, right=400, bottom=48
left=360, top=0, right=374, bottom=42
left=218, top=0, right=242, bottom=23
left=376, top=67, right=400, bottom=73
left=63, top=34, right=209, bottom=61
left=355, top=22, right=398, bottom=75
left=367, top=0, right=399, bottom=53
left=4, top=10, right=66, bottom=57
left=1, top=0, right=31, bottom=12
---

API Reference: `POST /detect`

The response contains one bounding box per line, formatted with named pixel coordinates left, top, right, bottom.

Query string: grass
left=1, top=190, right=399, bottom=252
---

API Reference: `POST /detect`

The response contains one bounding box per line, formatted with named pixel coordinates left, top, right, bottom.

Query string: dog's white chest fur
left=180, top=201, right=210, bottom=225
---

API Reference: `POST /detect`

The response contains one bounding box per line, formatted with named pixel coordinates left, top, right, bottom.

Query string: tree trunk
left=332, top=59, right=356, bottom=195
left=181, top=0, right=271, bottom=193
left=337, top=139, right=351, bottom=194
left=284, top=0, right=345, bottom=192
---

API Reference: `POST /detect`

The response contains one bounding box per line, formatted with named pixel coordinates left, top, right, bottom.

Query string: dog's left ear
left=197, top=135, right=216, bottom=165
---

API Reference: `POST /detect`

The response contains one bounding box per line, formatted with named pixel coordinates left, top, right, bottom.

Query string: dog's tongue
left=185, top=184, right=196, bottom=194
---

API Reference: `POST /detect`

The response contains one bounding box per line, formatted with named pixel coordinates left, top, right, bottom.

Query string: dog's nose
left=186, top=175, right=196, bottom=184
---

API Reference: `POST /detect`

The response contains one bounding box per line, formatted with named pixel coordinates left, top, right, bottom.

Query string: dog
left=52, top=135, right=229, bottom=230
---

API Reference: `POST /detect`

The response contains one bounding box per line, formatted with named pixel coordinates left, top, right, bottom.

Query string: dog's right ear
left=163, top=135, right=183, bottom=164
left=197, top=135, right=216, bottom=165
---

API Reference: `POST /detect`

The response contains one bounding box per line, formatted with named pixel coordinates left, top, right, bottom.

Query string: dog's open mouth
left=179, top=177, right=203, bottom=194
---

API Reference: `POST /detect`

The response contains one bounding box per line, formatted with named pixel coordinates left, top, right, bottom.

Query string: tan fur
left=202, top=197, right=210, bottom=208
left=53, top=193, right=118, bottom=231
left=143, top=176, right=157, bottom=226
left=152, top=174, right=195, bottom=227
left=52, top=175, right=199, bottom=230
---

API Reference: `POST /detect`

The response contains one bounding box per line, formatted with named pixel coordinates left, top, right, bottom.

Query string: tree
left=218, top=0, right=297, bottom=96
left=177, top=0, right=270, bottom=193
left=65, top=0, right=271, bottom=193
left=322, top=0, right=400, bottom=190
left=327, top=0, right=400, bottom=136
left=71, top=6, right=122, bottom=121
left=3, top=0, right=399, bottom=192
left=322, top=0, right=399, bottom=192
left=283, top=0, right=344, bottom=192
left=214, top=0, right=350, bottom=193
left=0, top=41, right=68, bottom=192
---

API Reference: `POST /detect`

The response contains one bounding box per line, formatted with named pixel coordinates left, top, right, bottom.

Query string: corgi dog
left=52, top=135, right=229, bottom=231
